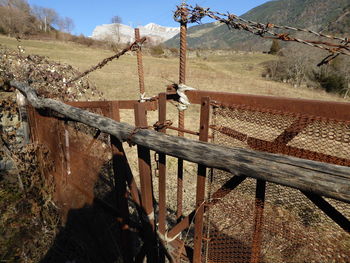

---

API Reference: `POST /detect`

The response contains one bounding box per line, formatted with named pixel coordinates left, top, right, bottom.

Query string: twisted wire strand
left=174, top=4, right=350, bottom=59
left=183, top=4, right=348, bottom=43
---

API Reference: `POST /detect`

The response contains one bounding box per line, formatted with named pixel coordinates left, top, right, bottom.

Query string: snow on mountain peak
left=91, top=22, right=179, bottom=45
left=144, top=23, right=157, bottom=29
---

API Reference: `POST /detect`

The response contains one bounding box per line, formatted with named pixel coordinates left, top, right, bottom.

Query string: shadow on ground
left=39, top=190, right=134, bottom=263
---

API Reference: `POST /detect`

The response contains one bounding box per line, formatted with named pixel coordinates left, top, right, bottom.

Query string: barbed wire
left=174, top=4, right=350, bottom=64
left=67, top=37, right=147, bottom=84
left=182, top=4, right=348, bottom=43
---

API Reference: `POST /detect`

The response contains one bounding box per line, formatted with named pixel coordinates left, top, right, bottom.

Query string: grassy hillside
left=165, top=0, right=350, bottom=50
left=1, top=34, right=346, bottom=104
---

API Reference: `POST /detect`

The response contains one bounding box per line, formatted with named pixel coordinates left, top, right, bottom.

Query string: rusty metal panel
left=27, top=104, right=113, bottom=220
left=134, top=102, right=154, bottom=228
left=209, top=101, right=350, bottom=166
left=66, top=101, right=111, bottom=109
left=118, top=99, right=158, bottom=110
left=158, top=94, right=167, bottom=235
left=27, top=107, right=69, bottom=216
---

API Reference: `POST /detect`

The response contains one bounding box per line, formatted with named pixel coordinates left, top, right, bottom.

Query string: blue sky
left=27, top=0, right=269, bottom=36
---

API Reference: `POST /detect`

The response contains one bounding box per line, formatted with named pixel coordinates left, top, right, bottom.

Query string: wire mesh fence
left=210, top=102, right=350, bottom=165
left=202, top=100, right=350, bottom=263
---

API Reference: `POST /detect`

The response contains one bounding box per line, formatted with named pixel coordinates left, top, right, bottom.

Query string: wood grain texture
left=12, top=81, right=350, bottom=203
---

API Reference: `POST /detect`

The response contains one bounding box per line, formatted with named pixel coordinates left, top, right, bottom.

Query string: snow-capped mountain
left=91, top=23, right=179, bottom=44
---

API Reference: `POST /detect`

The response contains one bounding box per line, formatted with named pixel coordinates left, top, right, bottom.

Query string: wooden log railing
left=11, top=80, right=350, bottom=204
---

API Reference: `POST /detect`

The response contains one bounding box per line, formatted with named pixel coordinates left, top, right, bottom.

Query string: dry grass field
left=1, top=35, right=347, bottom=102
left=2, top=34, right=347, bottom=145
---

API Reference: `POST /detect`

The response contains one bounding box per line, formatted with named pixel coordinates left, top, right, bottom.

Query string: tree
left=31, top=5, right=45, bottom=30
left=269, top=39, right=281, bottom=55
left=31, top=5, right=58, bottom=32
left=1, top=0, right=31, bottom=13
left=58, top=16, right=74, bottom=34
left=0, top=0, right=34, bottom=35
left=111, top=15, right=122, bottom=43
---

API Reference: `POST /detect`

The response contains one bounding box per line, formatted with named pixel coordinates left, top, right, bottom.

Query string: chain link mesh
left=203, top=102, right=350, bottom=263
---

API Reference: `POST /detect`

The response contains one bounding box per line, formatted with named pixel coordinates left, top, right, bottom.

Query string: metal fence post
left=134, top=102, right=157, bottom=262
left=176, top=4, right=188, bottom=221
left=158, top=93, right=168, bottom=262
left=250, top=179, right=266, bottom=263
left=193, top=97, right=211, bottom=262
left=134, top=28, right=145, bottom=97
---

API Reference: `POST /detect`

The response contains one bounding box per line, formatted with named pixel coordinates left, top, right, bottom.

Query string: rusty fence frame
left=26, top=87, right=350, bottom=263
left=155, top=88, right=350, bottom=263
left=23, top=17, right=350, bottom=263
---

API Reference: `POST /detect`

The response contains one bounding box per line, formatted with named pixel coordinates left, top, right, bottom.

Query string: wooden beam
left=12, top=81, right=350, bottom=204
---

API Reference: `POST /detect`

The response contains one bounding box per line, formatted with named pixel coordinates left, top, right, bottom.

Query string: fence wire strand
left=67, top=37, right=147, bottom=84
left=174, top=4, right=350, bottom=65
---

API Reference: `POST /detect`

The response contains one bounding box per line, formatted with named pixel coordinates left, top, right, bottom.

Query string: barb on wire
left=175, top=4, right=350, bottom=65
left=67, top=37, right=147, bottom=84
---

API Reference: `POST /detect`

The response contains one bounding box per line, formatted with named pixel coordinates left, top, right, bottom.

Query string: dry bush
left=0, top=44, right=103, bottom=101
left=0, top=142, right=60, bottom=263
left=149, top=44, right=165, bottom=57
left=262, top=54, right=312, bottom=87
left=70, top=34, right=95, bottom=47
left=0, top=4, right=36, bottom=36
left=169, top=47, right=179, bottom=56
left=262, top=46, right=350, bottom=96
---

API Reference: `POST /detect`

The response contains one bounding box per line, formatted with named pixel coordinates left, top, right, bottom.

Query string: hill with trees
left=0, top=0, right=75, bottom=37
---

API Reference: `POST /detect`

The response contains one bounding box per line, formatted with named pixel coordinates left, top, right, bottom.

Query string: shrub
left=313, top=67, right=347, bottom=93
left=71, top=34, right=94, bottom=47
left=262, top=50, right=350, bottom=96
left=269, top=39, right=281, bottom=55
left=169, top=47, right=179, bottom=56
left=262, top=56, right=311, bottom=86
left=150, top=44, right=165, bottom=57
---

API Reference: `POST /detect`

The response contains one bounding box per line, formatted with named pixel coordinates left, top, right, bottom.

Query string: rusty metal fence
left=202, top=95, right=350, bottom=263
left=22, top=14, right=350, bottom=262
left=152, top=91, right=350, bottom=263
left=27, top=90, right=350, bottom=263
